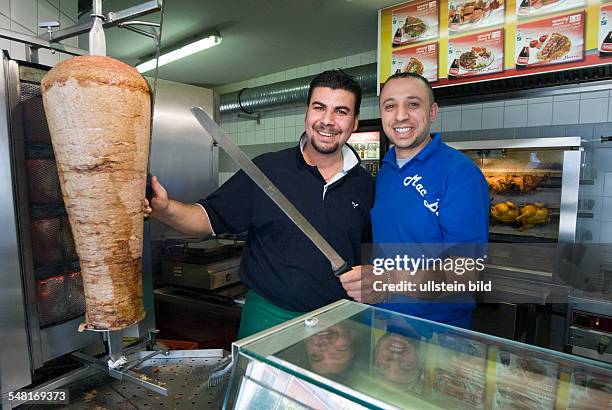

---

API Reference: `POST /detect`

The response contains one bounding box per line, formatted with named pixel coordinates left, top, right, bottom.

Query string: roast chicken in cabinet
left=490, top=201, right=519, bottom=222
left=490, top=201, right=549, bottom=230
left=485, top=174, right=549, bottom=193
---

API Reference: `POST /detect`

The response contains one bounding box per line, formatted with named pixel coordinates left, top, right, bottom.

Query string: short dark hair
left=382, top=72, right=435, bottom=106
left=307, top=69, right=362, bottom=114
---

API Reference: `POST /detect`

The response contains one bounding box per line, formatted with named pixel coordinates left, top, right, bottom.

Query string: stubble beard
left=311, top=137, right=340, bottom=154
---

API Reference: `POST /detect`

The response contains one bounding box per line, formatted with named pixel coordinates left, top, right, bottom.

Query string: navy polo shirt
left=371, top=133, right=489, bottom=327
left=199, top=139, right=374, bottom=312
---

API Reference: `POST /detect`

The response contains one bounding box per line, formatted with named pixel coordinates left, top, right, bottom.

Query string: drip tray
left=25, top=350, right=229, bottom=409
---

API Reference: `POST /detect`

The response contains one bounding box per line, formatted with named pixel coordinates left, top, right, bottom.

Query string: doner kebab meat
left=41, top=56, right=150, bottom=330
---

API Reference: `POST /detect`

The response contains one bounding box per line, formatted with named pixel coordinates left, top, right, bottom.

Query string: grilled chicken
left=486, top=174, right=548, bottom=193
left=516, top=202, right=548, bottom=230
left=490, top=201, right=519, bottom=222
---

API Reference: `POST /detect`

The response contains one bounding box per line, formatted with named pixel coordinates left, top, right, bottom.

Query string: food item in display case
left=41, top=56, right=150, bottom=330
left=536, top=32, right=571, bottom=61
left=459, top=47, right=494, bottom=70
left=403, top=57, right=425, bottom=75
left=516, top=202, right=548, bottom=230
left=485, top=174, right=549, bottom=193
left=490, top=201, right=519, bottom=222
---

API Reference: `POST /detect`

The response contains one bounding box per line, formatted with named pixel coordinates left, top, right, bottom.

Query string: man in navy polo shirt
left=340, top=72, right=488, bottom=329
left=145, top=70, right=374, bottom=338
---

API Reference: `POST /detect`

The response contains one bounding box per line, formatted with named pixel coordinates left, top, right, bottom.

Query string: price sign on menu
left=379, top=0, right=608, bottom=90
left=392, top=42, right=439, bottom=81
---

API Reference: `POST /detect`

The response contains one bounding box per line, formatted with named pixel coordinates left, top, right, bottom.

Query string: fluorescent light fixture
left=136, top=33, right=222, bottom=73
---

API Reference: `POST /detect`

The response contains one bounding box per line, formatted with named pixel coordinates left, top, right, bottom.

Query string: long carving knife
left=191, top=107, right=349, bottom=276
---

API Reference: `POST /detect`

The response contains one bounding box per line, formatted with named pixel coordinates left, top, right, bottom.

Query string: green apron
left=237, top=290, right=304, bottom=339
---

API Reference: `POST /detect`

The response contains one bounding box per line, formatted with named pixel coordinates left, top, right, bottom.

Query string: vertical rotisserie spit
left=41, top=56, right=151, bottom=330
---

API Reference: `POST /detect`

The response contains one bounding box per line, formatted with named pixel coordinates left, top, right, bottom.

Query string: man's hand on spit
left=143, top=175, right=169, bottom=219
left=143, top=176, right=213, bottom=237
left=339, top=265, right=388, bottom=304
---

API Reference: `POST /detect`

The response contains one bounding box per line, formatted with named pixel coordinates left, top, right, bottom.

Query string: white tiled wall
left=0, top=0, right=77, bottom=66
left=432, top=90, right=612, bottom=131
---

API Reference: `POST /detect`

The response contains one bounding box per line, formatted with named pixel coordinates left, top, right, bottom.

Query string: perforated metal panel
left=17, top=71, right=85, bottom=328
left=26, top=158, right=61, bottom=204
left=21, top=82, right=51, bottom=144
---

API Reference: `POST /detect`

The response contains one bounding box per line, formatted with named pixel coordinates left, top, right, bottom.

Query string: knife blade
left=89, top=0, right=106, bottom=56
left=190, top=107, right=350, bottom=276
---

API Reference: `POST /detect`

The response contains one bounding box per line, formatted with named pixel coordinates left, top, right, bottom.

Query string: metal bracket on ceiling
left=238, top=113, right=262, bottom=125
left=38, top=0, right=162, bottom=44
left=118, top=21, right=161, bottom=47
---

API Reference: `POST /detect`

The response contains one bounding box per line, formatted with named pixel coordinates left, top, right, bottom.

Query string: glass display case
left=224, top=300, right=611, bottom=409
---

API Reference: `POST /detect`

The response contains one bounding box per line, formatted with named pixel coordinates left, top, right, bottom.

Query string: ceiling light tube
left=136, top=33, right=222, bottom=73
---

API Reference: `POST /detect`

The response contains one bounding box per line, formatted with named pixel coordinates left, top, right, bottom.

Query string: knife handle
left=333, top=262, right=350, bottom=277
left=146, top=173, right=153, bottom=203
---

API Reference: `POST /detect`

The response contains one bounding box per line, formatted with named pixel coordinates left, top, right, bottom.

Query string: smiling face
left=304, top=87, right=359, bottom=155
left=380, top=76, right=438, bottom=159
left=305, top=323, right=355, bottom=375
left=374, top=333, right=420, bottom=384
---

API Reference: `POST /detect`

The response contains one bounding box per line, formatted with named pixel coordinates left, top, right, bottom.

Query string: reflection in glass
left=374, top=332, right=423, bottom=390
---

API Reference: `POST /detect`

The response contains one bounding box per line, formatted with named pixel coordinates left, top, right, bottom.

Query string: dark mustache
left=314, top=126, right=340, bottom=134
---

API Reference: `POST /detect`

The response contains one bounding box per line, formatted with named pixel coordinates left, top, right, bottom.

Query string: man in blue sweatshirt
left=340, top=72, right=489, bottom=329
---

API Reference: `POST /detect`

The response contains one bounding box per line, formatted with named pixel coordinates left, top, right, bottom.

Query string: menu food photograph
left=448, top=28, right=504, bottom=78
left=515, top=11, right=585, bottom=69
left=392, top=0, right=440, bottom=47
left=391, top=42, right=439, bottom=81
left=516, top=0, right=586, bottom=19
left=448, top=0, right=505, bottom=32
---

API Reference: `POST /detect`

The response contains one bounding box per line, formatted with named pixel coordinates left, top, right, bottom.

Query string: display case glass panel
left=225, top=300, right=611, bottom=410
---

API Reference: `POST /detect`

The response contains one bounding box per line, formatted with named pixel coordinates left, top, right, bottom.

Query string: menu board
left=378, top=0, right=609, bottom=90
